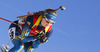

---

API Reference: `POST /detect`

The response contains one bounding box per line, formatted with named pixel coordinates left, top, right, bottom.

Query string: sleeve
left=21, top=36, right=36, bottom=43
left=46, top=29, right=53, bottom=38
left=21, top=15, right=34, bottom=43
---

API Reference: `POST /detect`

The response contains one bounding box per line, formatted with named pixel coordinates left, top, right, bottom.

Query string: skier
left=8, top=8, right=57, bottom=52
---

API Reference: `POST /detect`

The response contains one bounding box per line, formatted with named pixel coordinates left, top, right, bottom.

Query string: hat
left=42, top=13, right=56, bottom=22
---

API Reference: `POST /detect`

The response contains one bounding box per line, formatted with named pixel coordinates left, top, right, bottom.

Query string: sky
left=0, top=0, right=100, bottom=52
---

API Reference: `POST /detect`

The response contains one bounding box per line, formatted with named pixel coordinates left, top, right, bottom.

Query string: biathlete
left=8, top=8, right=57, bottom=52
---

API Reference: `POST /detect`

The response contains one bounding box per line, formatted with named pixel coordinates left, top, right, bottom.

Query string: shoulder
left=27, top=15, right=33, bottom=19
left=47, top=26, right=52, bottom=32
left=46, top=28, right=53, bottom=38
left=24, top=15, right=33, bottom=22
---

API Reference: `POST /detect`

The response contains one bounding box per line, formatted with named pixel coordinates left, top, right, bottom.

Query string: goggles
left=45, top=17, right=55, bottom=24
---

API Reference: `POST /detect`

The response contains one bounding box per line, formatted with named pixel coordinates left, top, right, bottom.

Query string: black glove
left=38, top=35, right=48, bottom=43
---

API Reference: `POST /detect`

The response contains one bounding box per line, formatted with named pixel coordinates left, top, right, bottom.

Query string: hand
left=38, top=35, right=48, bottom=43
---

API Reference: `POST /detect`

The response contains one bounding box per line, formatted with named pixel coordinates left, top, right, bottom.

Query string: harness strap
left=31, top=15, right=42, bottom=28
left=45, top=26, right=51, bottom=32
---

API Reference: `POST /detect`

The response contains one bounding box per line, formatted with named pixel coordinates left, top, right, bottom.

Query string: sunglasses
left=45, top=17, right=55, bottom=24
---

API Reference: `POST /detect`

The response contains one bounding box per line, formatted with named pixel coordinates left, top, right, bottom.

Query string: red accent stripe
left=47, top=26, right=52, bottom=32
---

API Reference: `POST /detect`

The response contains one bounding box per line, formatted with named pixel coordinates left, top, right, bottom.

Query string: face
left=41, top=18, right=55, bottom=27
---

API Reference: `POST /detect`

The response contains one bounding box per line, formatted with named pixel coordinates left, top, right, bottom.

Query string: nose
left=47, top=22, right=52, bottom=25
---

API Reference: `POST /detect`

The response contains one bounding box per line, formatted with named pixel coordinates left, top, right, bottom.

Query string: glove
left=38, top=35, right=48, bottom=43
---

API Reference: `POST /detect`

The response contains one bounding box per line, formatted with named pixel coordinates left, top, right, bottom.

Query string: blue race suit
left=8, top=15, right=53, bottom=52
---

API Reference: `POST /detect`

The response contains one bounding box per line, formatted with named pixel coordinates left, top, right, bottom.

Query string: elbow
left=21, top=39, right=27, bottom=43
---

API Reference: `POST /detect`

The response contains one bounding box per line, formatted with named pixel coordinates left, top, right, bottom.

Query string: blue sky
left=0, top=0, right=100, bottom=52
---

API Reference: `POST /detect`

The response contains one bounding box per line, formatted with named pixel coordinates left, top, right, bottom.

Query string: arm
left=21, top=36, right=36, bottom=43
left=38, top=29, right=53, bottom=43
left=20, top=15, right=34, bottom=43
left=32, top=29, right=53, bottom=48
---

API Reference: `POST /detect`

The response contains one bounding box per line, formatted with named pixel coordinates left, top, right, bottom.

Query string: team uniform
left=8, top=13, right=53, bottom=52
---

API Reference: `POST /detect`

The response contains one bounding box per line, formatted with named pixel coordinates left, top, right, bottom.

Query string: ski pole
left=0, top=17, right=21, bottom=26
